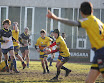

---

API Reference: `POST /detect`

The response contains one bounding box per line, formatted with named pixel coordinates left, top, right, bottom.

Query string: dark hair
left=53, top=29, right=59, bottom=36
left=2, top=19, right=11, bottom=25
left=40, top=29, right=46, bottom=33
left=62, top=33, right=65, bottom=35
left=80, top=2, right=93, bottom=15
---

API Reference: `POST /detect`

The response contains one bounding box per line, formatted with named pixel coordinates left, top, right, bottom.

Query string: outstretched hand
left=47, top=10, right=58, bottom=20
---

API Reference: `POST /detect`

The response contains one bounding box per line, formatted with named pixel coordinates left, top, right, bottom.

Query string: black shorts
left=91, top=47, right=104, bottom=74
left=40, top=54, right=48, bottom=60
left=57, top=55, right=69, bottom=63
left=20, top=46, right=29, bottom=53
left=14, top=46, right=20, bottom=55
left=2, top=46, right=14, bottom=54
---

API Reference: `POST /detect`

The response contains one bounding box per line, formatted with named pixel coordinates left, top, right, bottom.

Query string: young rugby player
left=12, top=22, right=26, bottom=69
left=0, top=19, right=19, bottom=73
left=47, top=1, right=104, bottom=83
left=35, top=29, right=52, bottom=74
left=19, top=27, right=31, bottom=68
left=44, top=29, right=71, bottom=80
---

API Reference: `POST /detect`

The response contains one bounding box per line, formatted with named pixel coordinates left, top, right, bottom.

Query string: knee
left=26, top=55, right=29, bottom=58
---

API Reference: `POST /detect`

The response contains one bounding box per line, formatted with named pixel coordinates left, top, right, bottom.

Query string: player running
left=19, top=27, right=31, bottom=68
left=47, top=1, right=104, bottom=83
left=0, top=19, right=19, bottom=73
left=35, top=29, right=52, bottom=74
left=44, top=29, right=71, bottom=80
left=12, top=22, right=26, bottom=69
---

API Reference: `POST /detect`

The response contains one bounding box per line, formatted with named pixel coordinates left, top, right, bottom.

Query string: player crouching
left=44, top=29, right=71, bottom=80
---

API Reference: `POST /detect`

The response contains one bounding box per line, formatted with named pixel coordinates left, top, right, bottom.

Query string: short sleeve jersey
left=79, top=15, right=104, bottom=50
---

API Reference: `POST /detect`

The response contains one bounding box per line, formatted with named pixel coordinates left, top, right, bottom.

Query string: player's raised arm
left=47, top=10, right=81, bottom=27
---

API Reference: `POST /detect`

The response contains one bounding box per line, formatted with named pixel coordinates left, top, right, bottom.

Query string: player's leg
left=40, top=55, right=46, bottom=74
left=9, top=47, right=19, bottom=73
left=49, top=53, right=54, bottom=66
left=44, top=56, right=49, bottom=73
left=20, top=47, right=25, bottom=60
left=51, top=60, right=61, bottom=80
left=25, top=49, right=30, bottom=68
left=85, top=69, right=100, bottom=83
left=59, top=56, right=71, bottom=77
left=2, top=49, right=9, bottom=72
left=14, top=46, right=26, bottom=69
left=0, top=48, right=2, bottom=62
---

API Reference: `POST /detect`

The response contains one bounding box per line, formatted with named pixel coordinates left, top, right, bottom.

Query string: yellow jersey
left=79, top=15, right=104, bottom=50
left=56, top=36, right=70, bottom=57
left=35, top=36, right=52, bottom=55
left=12, top=30, right=19, bottom=46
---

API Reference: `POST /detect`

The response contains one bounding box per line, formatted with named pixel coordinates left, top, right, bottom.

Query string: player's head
left=80, top=2, right=93, bottom=17
left=50, top=30, right=54, bottom=36
left=40, top=29, right=46, bottom=38
left=53, top=29, right=60, bottom=38
left=13, top=22, right=18, bottom=30
left=62, top=33, right=66, bottom=38
left=2, top=19, right=11, bottom=29
left=24, top=27, right=29, bottom=33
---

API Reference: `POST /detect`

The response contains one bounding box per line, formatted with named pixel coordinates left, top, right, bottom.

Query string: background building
left=0, top=0, right=104, bottom=62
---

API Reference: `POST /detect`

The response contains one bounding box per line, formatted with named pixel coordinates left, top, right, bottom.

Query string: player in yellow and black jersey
left=0, top=19, right=19, bottom=73
left=35, top=29, right=52, bottom=74
left=44, top=29, right=71, bottom=80
left=47, top=1, right=104, bottom=82
left=19, top=27, right=31, bottom=68
left=12, top=22, right=26, bottom=69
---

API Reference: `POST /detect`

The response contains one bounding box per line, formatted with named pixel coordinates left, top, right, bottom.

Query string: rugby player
left=47, top=1, right=104, bottom=83
left=0, top=19, right=19, bottom=73
left=35, top=29, right=52, bottom=74
left=44, top=29, right=71, bottom=80
left=19, top=27, right=31, bottom=68
left=12, top=22, right=26, bottom=69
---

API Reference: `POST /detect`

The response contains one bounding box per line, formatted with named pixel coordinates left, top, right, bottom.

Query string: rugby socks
left=5, top=60, right=8, bottom=67
left=43, top=69, right=46, bottom=74
left=10, top=62, right=13, bottom=70
left=22, top=61, right=24, bottom=64
left=46, top=66, right=49, bottom=73
left=13, top=59, right=17, bottom=70
left=61, top=66, right=69, bottom=71
left=50, top=59, right=53, bottom=66
left=56, top=70, right=60, bottom=78
left=46, top=66, right=49, bottom=70
left=27, top=63, right=29, bottom=68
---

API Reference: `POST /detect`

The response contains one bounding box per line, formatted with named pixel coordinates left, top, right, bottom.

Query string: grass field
left=0, top=61, right=104, bottom=83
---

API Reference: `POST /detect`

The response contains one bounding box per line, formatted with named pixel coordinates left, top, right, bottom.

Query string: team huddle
left=0, top=1, right=104, bottom=82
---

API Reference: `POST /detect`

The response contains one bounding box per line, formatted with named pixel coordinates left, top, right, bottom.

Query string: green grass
left=0, top=61, right=104, bottom=83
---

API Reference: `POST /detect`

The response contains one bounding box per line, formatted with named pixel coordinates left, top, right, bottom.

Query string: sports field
left=0, top=61, right=104, bottom=83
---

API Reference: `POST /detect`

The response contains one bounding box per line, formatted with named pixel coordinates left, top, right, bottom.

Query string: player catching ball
left=35, top=29, right=52, bottom=74
left=44, top=29, right=71, bottom=80
left=47, top=1, right=104, bottom=83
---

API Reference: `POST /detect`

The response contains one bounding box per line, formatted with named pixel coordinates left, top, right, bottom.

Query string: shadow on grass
left=0, top=73, right=19, bottom=75
left=0, top=81, right=7, bottom=83
left=10, top=80, right=62, bottom=83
